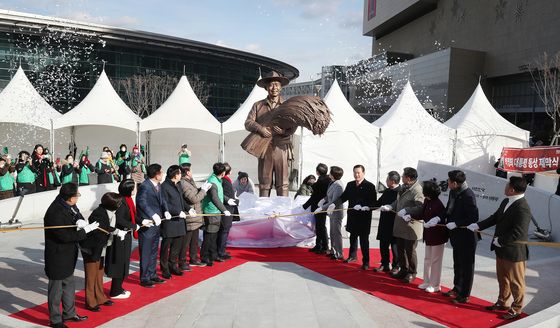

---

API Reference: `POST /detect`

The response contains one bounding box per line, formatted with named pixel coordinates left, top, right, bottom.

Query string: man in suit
left=218, top=162, right=239, bottom=261
left=468, top=176, right=531, bottom=320
left=442, top=170, right=479, bottom=304
left=44, top=183, right=99, bottom=328
left=317, top=166, right=345, bottom=260
left=339, top=165, right=378, bottom=270
left=136, top=163, right=171, bottom=288
left=374, top=171, right=401, bottom=273
left=381, top=167, right=424, bottom=283
left=303, top=163, right=330, bottom=254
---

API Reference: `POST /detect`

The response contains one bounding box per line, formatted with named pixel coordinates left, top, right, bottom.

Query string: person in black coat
left=106, top=179, right=140, bottom=299
left=443, top=170, right=480, bottom=304
left=217, top=163, right=239, bottom=260
left=302, top=163, right=330, bottom=254
left=80, top=193, right=121, bottom=312
left=469, top=177, right=532, bottom=320
left=374, top=171, right=401, bottom=273
left=44, top=183, right=99, bottom=328
left=160, top=165, right=189, bottom=279
left=136, top=164, right=170, bottom=288
left=339, top=165, right=378, bottom=270
left=32, top=144, right=54, bottom=192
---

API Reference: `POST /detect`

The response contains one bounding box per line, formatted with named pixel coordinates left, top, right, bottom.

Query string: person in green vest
left=178, top=144, right=191, bottom=165
left=130, top=145, right=146, bottom=185
left=200, top=162, right=231, bottom=266
left=78, top=150, right=96, bottom=186
left=115, top=144, right=131, bottom=181
left=59, top=154, right=81, bottom=185
left=0, top=155, right=16, bottom=200
left=15, top=151, right=36, bottom=195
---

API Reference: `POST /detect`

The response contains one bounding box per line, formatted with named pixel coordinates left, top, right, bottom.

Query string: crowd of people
left=299, top=164, right=531, bottom=322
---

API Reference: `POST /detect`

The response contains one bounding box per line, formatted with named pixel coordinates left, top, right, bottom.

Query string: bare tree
left=530, top=51, right=560, bottom=145
left=113, top=73, right=211, bottom=119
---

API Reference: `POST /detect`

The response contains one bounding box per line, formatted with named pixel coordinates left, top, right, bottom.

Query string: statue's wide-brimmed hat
left=257, top=70, right=289, bottom=88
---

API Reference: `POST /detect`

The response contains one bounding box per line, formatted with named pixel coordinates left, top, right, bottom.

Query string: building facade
left=0, top=10, right=298, bottom=120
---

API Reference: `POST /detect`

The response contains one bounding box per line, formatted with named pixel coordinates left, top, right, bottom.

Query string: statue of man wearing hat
left=245, top=70, right=294, bottom=197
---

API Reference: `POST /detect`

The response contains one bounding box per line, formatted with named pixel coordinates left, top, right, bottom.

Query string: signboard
left=500, top=146, right=560, bottom=173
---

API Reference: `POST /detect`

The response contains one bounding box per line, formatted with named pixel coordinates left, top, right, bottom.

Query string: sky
left=0, top=0, right=372, bottom=82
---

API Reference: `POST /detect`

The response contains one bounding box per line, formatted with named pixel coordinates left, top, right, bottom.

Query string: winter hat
left=238, top=171, right=249, bottom=180
left=132, top=145, right=139, bottom=153
left=101, top=152, right=110, bottom=159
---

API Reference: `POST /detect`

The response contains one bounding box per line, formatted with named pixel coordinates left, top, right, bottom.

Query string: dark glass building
left=0, top=10, right=298, bottom=120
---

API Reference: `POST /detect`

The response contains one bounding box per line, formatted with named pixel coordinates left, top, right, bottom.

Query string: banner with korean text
left=500, top=146, right=560, bottom=173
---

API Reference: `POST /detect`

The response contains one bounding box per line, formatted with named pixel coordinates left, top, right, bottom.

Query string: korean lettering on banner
left=500, top=146, right=560, bottom=173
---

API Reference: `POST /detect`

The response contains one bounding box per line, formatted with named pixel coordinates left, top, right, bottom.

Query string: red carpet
left=11, top=247, right=525, bottom=327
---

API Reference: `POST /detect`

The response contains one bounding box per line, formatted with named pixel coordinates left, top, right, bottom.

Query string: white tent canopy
left=0, top=66, right=69, bottom=156
left=53, top=69, right=140, bottom=159
left=222, top=80, right=268, bottom=181
left=302, top=80, right=379, bottom=185
left=445, top=83, right=530, bottom=174
left=373, top=81, right=454, bottom=179
left=140, top=75, right=221, bottom=175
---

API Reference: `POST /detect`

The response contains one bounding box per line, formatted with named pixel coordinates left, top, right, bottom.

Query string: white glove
left=188, top=208, right=197, bottom=216
left=83, top=221, right=100, bottom=234
left=402, top=214, right=412, bottom=222
left=179, top=211, right=187, bottom=219
left=446, top=222, right=457, bottom=230
left=467, top=223, right=479, bottom=232
left=318, top=199, right=326, bottom=208
left=164, top=211, right=172, bottom=220
left=75, top=219, right=88, bottom=230
left=427, top=217, right=440, bottom=227
left=380, top=205, right=392, bottom=212
left=326, top=203, right=335, bottom=215
left=397, top=209, right=407, bottom=217
left=201, top=182, right=213, bottom=191
left=227, top=198, right=237, bottom=206
left=353, top=204, right=362, bottom=211
left=142, top=219, right=154, bottom=227
left=493, top=237, right=501, bottom=247
left=224, top=210, right=232, bottom=217
left=360, top=206, right=371, bottom=211
left=135, top=224, right=141, bottom=231
left=423, top=222, right=430, bottom=228
left=114, top=228, right=127, bottom=241
left=152, top=214, right=162, bottom=226
left=314, top=206, right=323, bottom=214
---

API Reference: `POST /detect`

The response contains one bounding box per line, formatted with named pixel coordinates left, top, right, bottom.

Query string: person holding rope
left=373, top=171, right=401, bottom=273
left=44, top=183, right=99, bottom=328
left=218, top=163, right=239, bottom=261
left=303, top=163, right=330, bottom=254
left=442, top=170, right=479, bottom=304
left=317, top=166, right=345, bottom=260
left=467, top=176, right=531, bottom=320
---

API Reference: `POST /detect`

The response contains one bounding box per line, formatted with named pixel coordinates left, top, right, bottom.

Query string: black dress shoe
left=50, top=322, right=68, bottom=328
left=85, top=305, right=101, bottom=312
left=190, top=260, right=207, bottom=267
left=330, top=254, right=342, bottom=260
left=222, top=254, right=232, bottom=260
left=343, top=257, right=357, bottom=263
left=486, top=303, right=508, bottom=311
left=214, top=257, right=226, bottom=262
left=180, top=264, right=192, bottom=271
left=452, top=296, right=469, bottom=304
left=102, top=300, right=114, bottom=306
left=443, top=289, right=458, bottom=297
left=500, top=311, right=521, bottom=320
left=62, top=315, right=88, bottom=322
left=400, top=274, right=415, bottom=283
left=390, top=267, right=400, bottom=275
left=392, top=271, right=407, bottom=279
left=203, top=260, right=213, bottom=266
left=152, top=277, right=166, bottom=283
left=361, top=264, right=370, bottom=270
left=171, top=269, right=183, bottom=276
left=373, top=265, right=390, bottom=273
left=308, top=247, right=320, bottom=252
left=161, top=273, right=172, bottom=279
left=140, top=280, right=155, bottom=288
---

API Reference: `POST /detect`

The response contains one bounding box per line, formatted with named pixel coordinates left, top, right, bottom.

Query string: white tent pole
left=50, top=119, right=55, bottom=158
left=376, top=128, right=382, bottom=188
left=298, top=127, right=303, bottom=186
left=136, top=121, right=141, bottom=151
left=452, top=129, right=458, bottom=166
left=219, top=123, right=225, bottom=162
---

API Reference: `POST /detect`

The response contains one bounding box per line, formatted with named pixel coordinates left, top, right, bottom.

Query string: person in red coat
left=418, top=180, right=448, bottom=293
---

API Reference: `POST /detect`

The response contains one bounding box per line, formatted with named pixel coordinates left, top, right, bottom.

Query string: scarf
left=224, top=175, right=232, bottom=183
left=124, top=196, right=138, bottom=239
left=446, top=182, right=468, bottom=216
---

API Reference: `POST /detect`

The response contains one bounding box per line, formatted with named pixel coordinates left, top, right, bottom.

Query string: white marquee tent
left=140, top=75, right=221, bottom=177
left=302, top=80, right=379, bottom=184
left=445, top=83, right=530, bottom=174
left=222, top=80, right=268, bottom=181
left=0, top=66, right=70, bottom=157
left=373, top=82, right=454, bottom=180
left=54, top=69, right=140, bottom=160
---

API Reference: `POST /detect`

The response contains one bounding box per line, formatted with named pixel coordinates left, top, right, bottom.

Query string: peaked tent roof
left=140, top=75, right=220, bottom=133
left=445, top=83, right=529, bottom=140
left=222, top=78, right=267, bottom=134
left=54, top=69, right=140, bottom=131
left=372, top=81, right=451, bottom=132
left=0, top=66, right=61, bottom=129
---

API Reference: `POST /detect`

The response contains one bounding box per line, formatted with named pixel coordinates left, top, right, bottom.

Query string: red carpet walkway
left=11, top=247, right=524, bottom=327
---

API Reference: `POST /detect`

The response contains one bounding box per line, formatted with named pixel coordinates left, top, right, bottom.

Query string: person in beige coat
left=380, top=167, right=424, bottom=283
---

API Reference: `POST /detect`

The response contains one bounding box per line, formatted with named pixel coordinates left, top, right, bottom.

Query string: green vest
left=61, top=164, right=74, bottom=184
left=179, top=153, right=190, bottom=165
left=16, top=165, right=35, bottom=183
left=0, top=171, right=14, bottom=191
left=79, top=165, right=92, bottom=184
left=132, top=155, right=146, bottom=173
left=202, top=174, right=223, bottom=214
left=115, top=151, right=131, bottom=167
